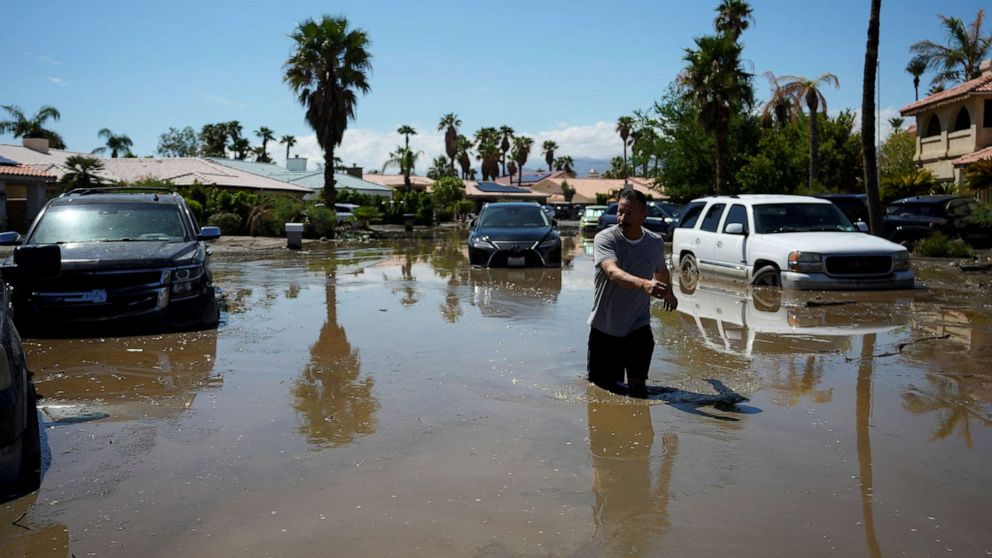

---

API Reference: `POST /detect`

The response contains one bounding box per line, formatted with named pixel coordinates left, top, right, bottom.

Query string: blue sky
left=2, top=0, right=988, bottom=172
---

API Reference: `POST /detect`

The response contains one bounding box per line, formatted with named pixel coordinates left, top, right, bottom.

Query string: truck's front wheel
left=751, top=265, right=781, bottom=287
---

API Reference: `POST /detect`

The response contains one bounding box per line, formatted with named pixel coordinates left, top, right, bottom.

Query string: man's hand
left=643, top=279, right=678, bottom=311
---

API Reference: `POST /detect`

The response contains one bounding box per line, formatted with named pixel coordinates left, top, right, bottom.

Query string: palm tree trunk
left=714, top=130, right=725, bottom=196
left=286, top=145, right=290, bottom=161
left=807, top=94, right=820, bottom=189
left=913, top=77, right=919, bottom=101
left=622, top=143, right=628, bottom=180
left=324, top=148, right=337, bottom=239
left=862, top=0, right=884, bottom=236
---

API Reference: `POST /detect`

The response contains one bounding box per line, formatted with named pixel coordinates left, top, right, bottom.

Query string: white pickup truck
left=671, top=195, right=914, bottom=290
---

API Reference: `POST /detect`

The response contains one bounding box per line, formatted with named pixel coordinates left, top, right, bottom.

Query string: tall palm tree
left=863, top=0, right=884, bottom=237
left=284, top=15, right=373, bottom=222
left=759, top=71, right=797, bottom=128
left=281, top=134, right=297, bottom=161
left=499, top=126, right=514, bottom=176
left=59, top=155, right=104, bottom=190
left=542, top=140, right=558, bottom=174
left=554, top=155, right=575, bottom=175
left=456, top=135, right=473, bottom=179
left=0, top=104, right=66, bottom=148
left=511, top=136, right=534, bottom=186
left=714, top=0, right=754, bottom=41
left=615, top=116, right=635, bottom=179
left=254, top=126, right=275, bottom=162
left=438, top=113, right=461, bottom=175
left=92, top=128, right=133, bottom=158
left=777, top=72, right=841, bottom=188
left=474, top=127, right=501, bottom=181
left=905, top=56, right=928, bottom=101
left=397, top=125, right=416, bottom=151
left=910, top=9, right=992, bottom=88
left=382, top=145, right=422, bottom=193
left=680, top=34, right=753, bottom=195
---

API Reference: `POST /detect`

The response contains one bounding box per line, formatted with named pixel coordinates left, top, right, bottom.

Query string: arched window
left=925, top=115, right=942, bottom=137
left=952, top=107, right=971, bottom=132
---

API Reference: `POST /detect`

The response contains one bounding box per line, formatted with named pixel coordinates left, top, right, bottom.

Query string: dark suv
left=0, top=188, right=222, bottom=332
left=884, top=195, right=989, bottom=247
left=596, top=202, right=673, bottom=236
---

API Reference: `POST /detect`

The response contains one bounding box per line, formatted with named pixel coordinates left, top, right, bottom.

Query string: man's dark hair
left=618, top=189, right=647, bottom=209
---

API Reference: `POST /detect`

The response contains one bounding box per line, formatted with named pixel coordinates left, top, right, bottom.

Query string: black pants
left=587, top=326, right=655, bottom=387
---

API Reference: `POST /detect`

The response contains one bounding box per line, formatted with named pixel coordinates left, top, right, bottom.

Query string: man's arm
left=600, top=259, right=668, bottom=298
left=653, top=264, right=678, bottom=311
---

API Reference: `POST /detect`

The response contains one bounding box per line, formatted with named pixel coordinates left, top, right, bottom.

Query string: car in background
left=672, top=195, right=914, bottom=290
left=540, top=205, right=556, bottom=222
left=884, top=195, right=989, bottom=247
left=0, top=244, right=61, bottom=499
left=335, top=203, right=360, bottom=223
left=816, top=194, right=870, bottom=228
left=596, top=202, right=672, bottom=236
left=468, top=202, right=561, bottom=267
left=0, top=188, right=222, bottom=332
left=579, top=205, right=608, bottom=234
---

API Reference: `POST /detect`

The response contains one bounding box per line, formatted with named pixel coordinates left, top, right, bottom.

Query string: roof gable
left=900, top=71, right=992, bottom=116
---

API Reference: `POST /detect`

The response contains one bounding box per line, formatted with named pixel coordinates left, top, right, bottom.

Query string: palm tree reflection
left=292, top=262, right=378, bottom=448
left=903, top=373, right=992, bottom=448
left=856, top=334, right=881, bottom=558
left=584, top=392, right=677, bottom=556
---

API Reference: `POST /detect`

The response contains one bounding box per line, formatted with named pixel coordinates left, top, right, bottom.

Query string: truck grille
left=35, top=269, right=168, bottom=292
left=824, top=255, right=892, bottom=276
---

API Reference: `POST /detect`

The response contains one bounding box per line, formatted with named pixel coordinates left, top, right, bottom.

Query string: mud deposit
left=3, top=234, right=991, bottom=557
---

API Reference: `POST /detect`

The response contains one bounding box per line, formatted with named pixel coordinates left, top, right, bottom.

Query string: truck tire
left=679, top=253, right=699, bottom=277
left=751, top=265, right=781, bottom=287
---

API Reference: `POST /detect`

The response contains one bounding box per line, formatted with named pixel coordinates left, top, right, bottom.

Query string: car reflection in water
left=467, top=266, right=562, bottom=319
left=26, top=330, right=221, bottom=423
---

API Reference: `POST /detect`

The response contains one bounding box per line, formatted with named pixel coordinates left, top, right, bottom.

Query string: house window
left=985, top=100, right=992, bottom=128
left=952, top=107, right=971, bottom=132
left=925, top=115, right=942, bottom=137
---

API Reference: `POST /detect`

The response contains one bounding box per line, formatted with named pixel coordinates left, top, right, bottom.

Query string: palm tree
left=511, top=136, right=534, bottom=186
left=427, top=155, right=452, bottom=180
left=254, top=126, right=275, bottom=162
left=863, top=0, right=884, bottom=237
left=60, top=155, right=104, bottom=190
left=499, top=126, right=514, bottom=176
left=92, top=128, right=133, bottom=158
left=397, top=125, right=416, bottom=151
left=680, top=34, right=753, bottom=195
left=759, top=71, right=797, bottom=128
left=910, top=9, right=992, bottom=88
left=714, top=0, right=754, bottom=41
left=456, top=135, right=473, bottom=179
left=888, top=117, right=905, bottom=131
left=0, top=104, right=66, bottom=148
left=542, top=140, right=558, bottom=174
left=438, top=113, right=461, bottom=175
left=905, top=56, right=928, bottom=101
left=281, top=134, right=297, bottom=161
left=230, top=138, right=252, bottom=160
left=554, top=155, right=575, bottom=175
left=474, top=127, right=501, bottom=181
left=284, top=15, right=373, bottom=222
left=777, top=72, right=841, bottom=188
left=382, top=145, right=422, bottom=193
left=615, top=116, right=635, bottom=179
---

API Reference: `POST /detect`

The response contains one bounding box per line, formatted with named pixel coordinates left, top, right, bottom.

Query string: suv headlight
left=538, top=236, right=560, bottom=249
left=469, top=235, right=494, bottom=249
left=893, top=250, right=911, bottom=272
left=788, top=251, right=822, bottom=273
left=172, top=264, right=205, bottom=296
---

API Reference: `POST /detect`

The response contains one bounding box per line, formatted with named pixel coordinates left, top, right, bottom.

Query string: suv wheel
left=679, top=253, right=699, bottom=277
left=752, top=265, right=782, bottom=287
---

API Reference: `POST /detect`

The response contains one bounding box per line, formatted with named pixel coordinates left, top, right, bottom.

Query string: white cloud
left=840, top=105, right=905, bottom=141
left=529, top=122, right=619, bottom=160
left=47, top=76, right=66, bottom=87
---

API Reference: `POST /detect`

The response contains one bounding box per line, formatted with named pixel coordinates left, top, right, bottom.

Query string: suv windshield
left=753, top=203, right=855, bottom=234
left=886, top=203, right=942, bottom=217
left=479, top=206, right=549, bottom=228
left=32, top=203, right=189, bottom=243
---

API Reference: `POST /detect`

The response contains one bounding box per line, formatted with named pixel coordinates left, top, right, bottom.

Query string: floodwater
left=2, top=233, right=991, bottom=557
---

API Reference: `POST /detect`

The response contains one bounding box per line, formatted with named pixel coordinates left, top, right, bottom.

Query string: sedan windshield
left=479, top=206, right=549, bottom=228
left=753, top=203, right=855, bottom=234
left=32, top=204, right=189, bottom=243
left=584, top=208, right=605, bottom=219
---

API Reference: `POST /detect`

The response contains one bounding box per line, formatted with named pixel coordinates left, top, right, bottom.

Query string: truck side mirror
left=725, top=223, right=745, bottom=235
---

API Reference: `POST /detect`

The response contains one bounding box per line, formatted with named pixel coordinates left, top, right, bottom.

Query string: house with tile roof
left=899, top=59, right=992, bottom=192
left=207, top=157, right=391, bottom=199
left=361, top=172, right=434, bottom=193
left=528, top=176, right=665, bottom=205
left=0, top=155, right=56, bottom=231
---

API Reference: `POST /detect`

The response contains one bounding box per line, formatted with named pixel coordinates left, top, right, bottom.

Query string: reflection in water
left=0, top=490, right=70, bottom=558
left=468, top=267, right=562, bottom=319
left=292, top=260, right=378, bottom=448
left=28, top=330, right=220, bottom=421
left=581, top=392, right=677, bottom=557
left=903, top=373, right=992, bottom=448
left=856, top=334, right=881, bottom=558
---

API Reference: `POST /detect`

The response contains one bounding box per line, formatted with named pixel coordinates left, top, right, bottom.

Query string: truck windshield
left=753, top=203, right=855, bottom=234
left=31, top=203, right=190, bottom=244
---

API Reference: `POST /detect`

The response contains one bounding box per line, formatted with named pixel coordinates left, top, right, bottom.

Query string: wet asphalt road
left=2, top=233, right=991, bottom=557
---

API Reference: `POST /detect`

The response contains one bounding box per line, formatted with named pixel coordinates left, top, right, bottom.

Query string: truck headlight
left=172, top=264, right=205, bottom=296
left=788, top=251, right=822, bottom=273
left=893, top=250, right=911, bottom=272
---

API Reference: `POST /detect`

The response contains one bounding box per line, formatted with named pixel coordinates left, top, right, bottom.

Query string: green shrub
left=306, top=206, right=336, bottom=238
left=353, top=206, right=383, bottom=227
left=913, top=232, right=974, bottom=258
left=208, top=212, right=243, bottom=235
left=975, top=203, right=992, bottom=227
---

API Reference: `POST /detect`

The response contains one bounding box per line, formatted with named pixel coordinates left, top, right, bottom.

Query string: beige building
left=900, top=59, right=992, bottom=188
left=529, top=176, right=664, bottom=204
left=0, top=155, right=57, bottom=231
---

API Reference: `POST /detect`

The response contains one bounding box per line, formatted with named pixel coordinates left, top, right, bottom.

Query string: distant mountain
left=570, top=157, right=612, bottom=178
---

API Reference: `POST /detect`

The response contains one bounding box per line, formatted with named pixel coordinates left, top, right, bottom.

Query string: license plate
left=507, top=256, right=525, bottom=267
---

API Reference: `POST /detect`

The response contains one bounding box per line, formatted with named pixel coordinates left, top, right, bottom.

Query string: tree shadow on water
left=595, top=379, right=759, bottom=421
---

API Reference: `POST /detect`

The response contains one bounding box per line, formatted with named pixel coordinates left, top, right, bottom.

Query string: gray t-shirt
left=587, top=225, right=666, bottom=337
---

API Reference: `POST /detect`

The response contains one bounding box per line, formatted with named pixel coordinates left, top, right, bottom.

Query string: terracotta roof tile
left=900, top=72, right=992, bottom=115
left=0, top=163, right=55, bottom=178
left=951, top=145, right=992, bottom=166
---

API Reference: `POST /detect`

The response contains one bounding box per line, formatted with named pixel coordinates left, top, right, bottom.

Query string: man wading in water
left=588, top=189, right=678, bottom=398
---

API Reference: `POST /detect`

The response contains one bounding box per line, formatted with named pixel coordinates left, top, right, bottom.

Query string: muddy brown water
left=2, top=234, right=991, bottom=557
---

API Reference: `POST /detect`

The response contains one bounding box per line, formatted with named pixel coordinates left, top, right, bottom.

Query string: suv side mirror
left=198, top=226, right=222, bottom=241
left=725, top=223, right=745, bottom=235
left=2, top=244, right=61, bottom=282
left=856, top=221, right=869, bottom=233
left=0, top=231, right=23, bottom=246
